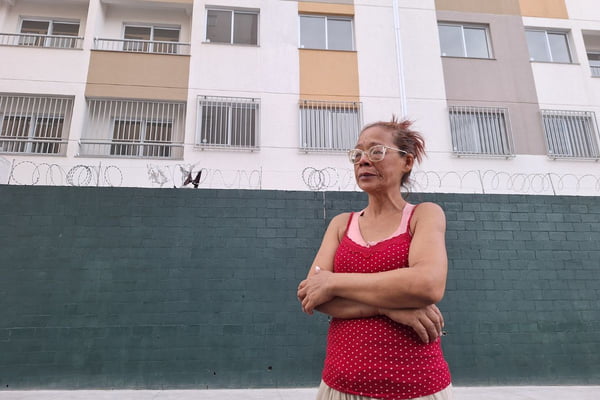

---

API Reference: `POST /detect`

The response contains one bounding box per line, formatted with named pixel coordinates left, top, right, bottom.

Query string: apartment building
left=0, top=0, right=599, bottom=194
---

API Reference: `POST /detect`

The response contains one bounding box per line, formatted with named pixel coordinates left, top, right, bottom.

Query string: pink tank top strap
left=347, top=203, right=415, bottom=246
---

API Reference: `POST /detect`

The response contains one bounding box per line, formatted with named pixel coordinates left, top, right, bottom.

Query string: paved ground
left=1, top=386, right=599, bottom=400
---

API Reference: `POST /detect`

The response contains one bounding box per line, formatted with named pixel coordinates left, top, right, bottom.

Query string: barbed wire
left=146, top=164, right=262, bottom=189
left=302, top=167, right=600, bottom=195
left=8, top=160, right=123, bottom=187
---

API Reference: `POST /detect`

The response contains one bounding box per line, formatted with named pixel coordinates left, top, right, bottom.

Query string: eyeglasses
left=348, top=144, right=407, bottom=164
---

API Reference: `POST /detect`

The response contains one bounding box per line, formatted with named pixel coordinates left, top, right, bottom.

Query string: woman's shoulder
left=411, top=202, right=446, bottom=228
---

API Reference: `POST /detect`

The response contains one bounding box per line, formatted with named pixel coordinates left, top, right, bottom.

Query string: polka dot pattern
left=321, top=215, right=452, bottom=400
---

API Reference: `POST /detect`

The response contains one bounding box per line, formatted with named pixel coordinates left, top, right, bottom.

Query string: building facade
left=0, top=0, right=599, bottom=194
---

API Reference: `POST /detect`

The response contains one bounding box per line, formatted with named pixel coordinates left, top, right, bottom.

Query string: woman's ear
left=403, top=153, right=415, bottom=171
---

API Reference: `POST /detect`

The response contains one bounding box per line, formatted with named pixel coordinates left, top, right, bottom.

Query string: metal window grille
left=449, top=106, right=514, bottom=157
left=299, top=100, right=362, bottom=151
left=93, top=38, right=190, bottom=55
left=591, top=65, right=600, bottom=77
left=80, top=99, right=185, bottom=159
left=196, top=96, right=259, bottom=150
left=541, top=110, right=600, bottom=160
left=0, top=32, right=83, bottom=48
left=0, top=94, right=73, bottom=155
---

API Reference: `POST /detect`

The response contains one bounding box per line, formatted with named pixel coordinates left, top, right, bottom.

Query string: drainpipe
left=392, top=0, right=408, bottom=117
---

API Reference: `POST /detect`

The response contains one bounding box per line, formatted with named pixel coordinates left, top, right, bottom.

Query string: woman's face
left=353, top=126, right=413, bottom=193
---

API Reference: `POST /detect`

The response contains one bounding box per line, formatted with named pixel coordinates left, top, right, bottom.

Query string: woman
left=297, top=118, right=452, bottom=400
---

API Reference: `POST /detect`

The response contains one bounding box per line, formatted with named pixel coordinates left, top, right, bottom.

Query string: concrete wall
left=0, top=185, right=599, bottom=389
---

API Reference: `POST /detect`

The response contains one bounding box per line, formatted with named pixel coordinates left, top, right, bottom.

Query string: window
left=0, top=94, right=72, bottom=155
left=196, top=96, right=259, bottom=149
left=300, top=15, right=354, bottom=51
left=542, top=110, right=600, bottom=159
left=299, top=100, right=362, bottom=151
left=80, top=99, right=185, bottom=159
left=588, top=52, right=600, bottom=77
left=525, top=29, right=572, bottom=63
left=19, top=19, right=80, bottom=48
left=438, top=23, right=491, bottom=58
left=206, top=9, right=258, bottom=45
left=123, top=25, right=180, bottom=54
left=448, top=106, right=514, bottom=157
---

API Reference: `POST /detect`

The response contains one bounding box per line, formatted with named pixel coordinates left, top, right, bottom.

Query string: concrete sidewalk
left=0, top=386, right=599, bottom=400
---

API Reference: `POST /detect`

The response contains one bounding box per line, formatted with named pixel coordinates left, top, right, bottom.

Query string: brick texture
left=0, top=186, right=598, bottom=388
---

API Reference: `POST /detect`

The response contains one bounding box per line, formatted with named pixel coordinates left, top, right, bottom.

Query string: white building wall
left=0, top=0, right=599, bottom=195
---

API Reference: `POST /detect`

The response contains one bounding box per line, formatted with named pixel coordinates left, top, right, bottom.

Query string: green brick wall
left=0, top=186, right=598, bottom=389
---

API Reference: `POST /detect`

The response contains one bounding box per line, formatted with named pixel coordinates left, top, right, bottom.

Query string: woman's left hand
left=297, top=267, right=335, bottom=315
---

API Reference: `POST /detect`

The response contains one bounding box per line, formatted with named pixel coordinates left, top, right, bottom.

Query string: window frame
left=448, top=105, right=515, bottom=158
left=299, top=14, right=355, bottom=51
left=525, top=28, right=573, bottom=63
left=122, top=23, right=181, bottom=54
left=205, top=7, right=259, bottom=45
left=299, top=100, right=362, bottom=152
left=110, top=118, right=174, bottom=158
left=196, top=96, right=260, bottom=150
left=541, top=110, right=600, bottom=160
left=18, top=17, right=81, bottom=48
left=437, top=22, right=493, bottom=59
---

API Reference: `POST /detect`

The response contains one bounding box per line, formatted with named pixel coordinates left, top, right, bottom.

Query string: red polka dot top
left=322, top=204, right=452, bottom=399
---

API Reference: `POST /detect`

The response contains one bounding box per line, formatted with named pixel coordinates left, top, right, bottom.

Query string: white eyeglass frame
left=348, top=144, right=407, bottom=164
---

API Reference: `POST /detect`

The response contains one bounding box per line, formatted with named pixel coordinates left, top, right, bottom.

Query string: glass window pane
left=548, top=32, right=571, bottom=63
left=438, top=24, right=464, bottom=57
left=52, top=22, right=79, bottom=36
left=464, top=27, right=489, bottom=58
left=526, top=30, right=550, bottom=62
left=124, top=26, right=151, bottom=41
left=153, top=28, right=179, bottom=42
left=300, top=16, right=326, bottom=49
left=124, top=26, right=151, bottom=52
left=233, top=12, right=258, bottom=45
left=231, top=105, right=256, bottom=146
left=207, top=10, right=232, bottom=43
left=201, top=105, right=229, bottom=144
left=20, top=20, right=49, bottom=35
left=327, top=18, right=353, bottom=51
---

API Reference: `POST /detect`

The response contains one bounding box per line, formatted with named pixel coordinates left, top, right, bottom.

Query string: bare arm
left=299, top=203, right=448, bottom=313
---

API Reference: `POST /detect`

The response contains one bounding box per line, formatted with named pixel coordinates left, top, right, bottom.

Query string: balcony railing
left=78, top=140, right=184, bottom=159
left=0, top=138, right=68, bottom=155
left=0, top=33, right=83, bottom=49
left=94, top=38, right=191, bottom=55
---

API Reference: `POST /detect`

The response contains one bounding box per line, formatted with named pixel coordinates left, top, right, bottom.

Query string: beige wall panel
left=299, top=49, right=359, bottom=102
left=435, top=0, right=520, bottom=15
left=86, top=51, right=190, bottom=102
left=518, top=0, right=568, bottom=18
left=438, top=11, right=546, bottom=155
left=298, top=2, right=354, bottom=16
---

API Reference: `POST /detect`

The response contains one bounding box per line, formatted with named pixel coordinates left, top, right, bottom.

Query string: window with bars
left=588, top=52, right=600, bottom=77
left=448, top=106, right=514, bottom=157
left=438, top=23, right=492, bottom=58
left=19, top=19, right=81, bottom=48
left=80, top=99, right=185, bottom=159
left=541, top=110, right=600, bottom=159
left=299, top=15, right=354, bottom=51
left=123, top=25, right=180, bottom=54
left=206, top=8, right=258, bottom=45
left=299, top=100, right=362, bottom=151
left=0, top=94, right=72, bottom=155
left=196, top=96, right=259, bottom=149
left=525, top=29, right=572, bottom=63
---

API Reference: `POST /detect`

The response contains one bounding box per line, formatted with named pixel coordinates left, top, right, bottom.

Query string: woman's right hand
left=381, top=304, right=445, bottom=343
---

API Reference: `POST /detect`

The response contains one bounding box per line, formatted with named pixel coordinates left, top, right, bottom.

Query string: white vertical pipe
left=392, top=0, right=408, bottom=117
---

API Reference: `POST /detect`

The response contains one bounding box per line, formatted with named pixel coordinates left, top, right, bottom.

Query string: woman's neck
left=364, top=191, right=406, bottom=216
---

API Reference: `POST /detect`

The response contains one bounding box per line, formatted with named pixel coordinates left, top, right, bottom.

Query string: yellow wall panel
left=299, top=49, right=359, bottom=102
left=518, top=0, right=568, bottom=19
left=435, top=0, right=521, bottom=15
left=298, top=2, right=354, bottom=16
left=86, top=51, right=190, bottom=102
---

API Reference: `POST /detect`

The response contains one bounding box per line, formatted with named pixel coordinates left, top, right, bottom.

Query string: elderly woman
left=297, top=118, right=452, bottom=400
